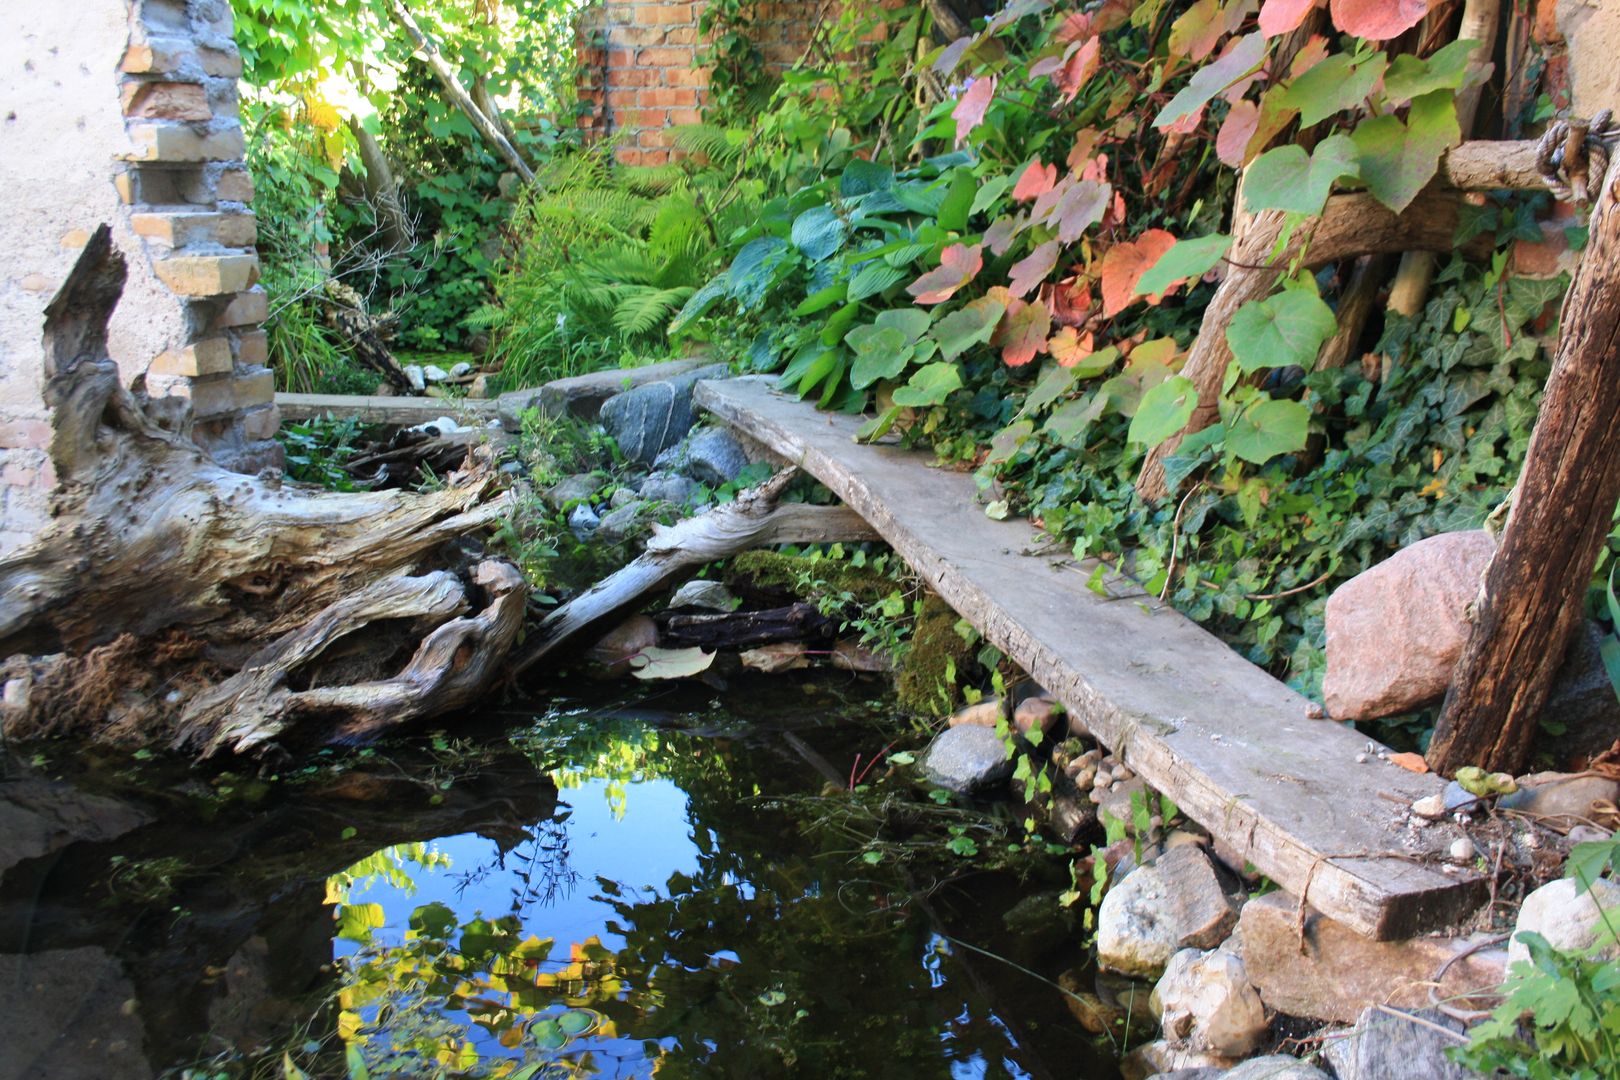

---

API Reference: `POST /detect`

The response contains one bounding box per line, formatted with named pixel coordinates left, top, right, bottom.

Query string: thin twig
left=1373, top=1004, right=1471, bottom=1044
left=1160, top=481, right=1205, bottom=601
left=1244, top=567, right=1336, bottom=602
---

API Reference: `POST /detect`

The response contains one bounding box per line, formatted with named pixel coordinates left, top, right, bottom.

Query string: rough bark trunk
left=656, top=602, right=841, bottom=651
left=1426, top=152, right=1620, bottom=776
left=348, top=117, right=413, bottom=253
left=0, top=227, right=520, bottom=756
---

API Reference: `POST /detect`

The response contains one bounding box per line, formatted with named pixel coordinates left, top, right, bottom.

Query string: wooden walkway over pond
left=698, top=376, right=1486, bottom=940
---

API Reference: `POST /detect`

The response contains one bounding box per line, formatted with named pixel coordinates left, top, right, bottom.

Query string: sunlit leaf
left=1227, top=287, right=1337, bottom=371
left=1330, top=0, right=1434, bottom=41
left=1129, top=376, right=1199, bottom=446
left=1098, top=229, right=1178, bottom=317
left=890, top=362, right=964, bottom=407
left=997, top=301, right=1052, bottom=367
left=1135, top=233, right=1231, bottom=298
left=1243, top=134, right=1360, bottom=215
left=1155, top=32, right=1267, bottom=129
left=907, top=243, right=983, bottom=305
left=1351, top=90, right=1460, bottom=212
left=1012, top=159, right=1058, bottom=202
left=1225, top=397, right=1311, bottom=464
left=1280, top=52, right=1386, bottom=126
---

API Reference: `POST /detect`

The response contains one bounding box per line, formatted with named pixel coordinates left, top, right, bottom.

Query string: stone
left=150, top=337, right=232, bottom=377
left=1098, top=845, right=1238, bottom=979
left=598, top=362, right=729, bottom=466
left=638, top=472, right=699, bottom=507
left=423, top=364, right=450, bottom=383
left=449, top=361, right=473, bottom=378
left=1498, top=771, right=1620, bottom=829
left=567, top=503, right=600, bottom=539
left=153, top=253, right=260, bottom=297
left=1508, top=876, right=1620, bottom=967
left=1322, top=530, right=1496, bottom=721
left=1119, top=1040, right=1234, bottom=1080
left=830, top=639, right=892, bottom=673
left=0, top=778, right=152, bottom=875
left=404, top=365, right=426, bottom=392
left=1238, top=892, right=1507, bottom=1023
left=585, top=615, right=657, bottom=673
left=1014, top=696, right=1060, bottom=736
left=740, top=642, right=810, bottom=673
left=1326, top=1005, right=1488, bottom=1080
left=669, top=579, right=735, bottom=611
left=469, top=374, right=491, bottom=399
left=1151, top=948, right=1267, bottom=1058
left=684, top=426, right=750, bottom=486
left=609, top=486, right=639, bottom=509
left=1141, top=1070, right=1223, bottom=1080
left=1219, top=1055, right=1331, bottom=1080
left=920, top=723, right=1014, bottom=793
left=0, top=947, right=151, bottom=1079
left=544, top=473, right=605, bottom=511
left=948, top=699, right=1002, bottom=728
left=596, top=500, right=652, bottom=543
left=1541, top=621, right=1620, bottom=769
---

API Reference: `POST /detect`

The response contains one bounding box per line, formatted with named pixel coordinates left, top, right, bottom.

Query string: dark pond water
left=0, top=675, right=1119, bottom=1080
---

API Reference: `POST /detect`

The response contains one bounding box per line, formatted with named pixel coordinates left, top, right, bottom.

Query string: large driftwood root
left=0, top=227, right=520, bottom=754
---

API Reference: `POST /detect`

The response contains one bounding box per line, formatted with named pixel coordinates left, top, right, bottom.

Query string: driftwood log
left=0, top=227, right=520, bottom=756
left=1426, top=151, right=1620, bottom=776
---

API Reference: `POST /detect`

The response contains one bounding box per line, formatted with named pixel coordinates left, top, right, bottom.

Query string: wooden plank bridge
left=698, top=376, right=1487, bottom=940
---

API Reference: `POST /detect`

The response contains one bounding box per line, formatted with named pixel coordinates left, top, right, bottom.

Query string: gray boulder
left=596, top=501, right=653, bottom=544
left=598, top=363, right=729, bottom=466
left=1498, top=771, right=1620, bottom=827
left=567, top=503, right=600, bottom=540
left=639, top=472, right=699, bottom=508
left=1098, top=844, right=1239, bottom=979
left=1152, top=948, right=1267, bottom=1058
left=1509, top=876, right=1620, bottom=967
left=1218, top=1056, right=1330, bottom=1080
left=685, top=427, right=750, bottom=486
left=1324, top=1006, right=1489, bottom=1080
left=920, top=724, right=1014, bottom=793
left=545, top=472, right=605, bottom=511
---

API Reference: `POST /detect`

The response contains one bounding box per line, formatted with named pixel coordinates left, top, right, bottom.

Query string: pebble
left=1410, top=794, right=1446, bottom=819
left=1355, top=753, right=1369, bottom=764
left=1448, top=838, right=1475, bottom=862
left=423, top=364, right=450, bottom=383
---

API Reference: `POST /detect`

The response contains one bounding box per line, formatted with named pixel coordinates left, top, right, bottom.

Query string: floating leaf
left=557, top=1010, right=596, bottom=1036
left=1155, top=32, right=1267, bottom=130
left=890, top=362, right=964, bottom=407
left=1227, top=287, right=1338, bottom=371
left=1135, top=233, right=1231, bottom=298
left=907, top=243, right=984, bottom=305
left=1129, top=376, right=1199, bottom=446
left=997, top=301, right=1052, bottom=367
left=1216, top=100, right=1261, bottom=167
left=1008, top=240, right=1061, bottom=298
left=630, top=646, right=717, bottom=680
left=1225, top=397, right=1311, bottom=464
left=1352, top=90, right=1460, bottom=213
left=1098, top=229, right=1178, bottom=317
left=1013, top=159, right=1058, bottom=202
left=932, top=296, right=1006, bottom=359
left=1243, top=134, right=1360, bottom=216
left=1330, top=0, right=1433, bottom=41
left=335, top=902, right=385, bottom=944
left=1259, top=0, right=1317, bottom=37
left=952, top=76, right=997, bottom=146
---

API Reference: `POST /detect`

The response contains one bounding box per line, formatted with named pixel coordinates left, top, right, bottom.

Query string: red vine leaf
left=1098, top=230, right=1178, bottom=318
left=1258, top=0, right=1317, bottom=38
left=1057, top=36, right=1101, bottom=103
left=1013, top=159, right=1058, bottom=202
left=1290, top=34, right=1331, bottom=77
left=908, top=243, right=984, bottom=305
left=1049, top=325, right=1096, bottom=367
left=984, top=214, right=1024, bottom=256
left=1165, top=104, right=1206, bottom=136
left=1169, top=0, right=1227, bottom=62
left=1329, top=0, right=1434, bottom=41
left=952, top=76, right=997, bottom=147
left=996, top=299, right=1052, bottom=367
left=1067, top=128, right=1102, bottom=171
left=1053, top=179, right=1112, bottom=243
left=1008, top=240, right=1061, bottom=298
left=934, top=35, right=976, bottom=76
left=1048, top=279, right=1094, bottom=327
left=1216, top=100, right=1261, bottom=167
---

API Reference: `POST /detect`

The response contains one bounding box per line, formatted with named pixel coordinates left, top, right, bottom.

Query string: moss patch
left=724, top=550, right=897, bottom=604
left=896, top=595, right=974, bottom=717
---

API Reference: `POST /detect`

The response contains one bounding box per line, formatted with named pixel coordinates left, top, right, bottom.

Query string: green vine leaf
left=1352, top=90, right=1461, bottom=213
left=1226, top=288, right=1338, bottom=371
left=1154, top=32, right=1268, bottom=130
left=1244, top=134, right=1360, bottom=215
left=846, top=325, right=913, bottom=389
left=1279, top=52, right=1387, bottom=127
left=932, top=296, right=1007, bottom=359
left=1135, top=233, right=1232, bottom=297
left=1225, top=397, right=1311, bottom=464
left=891, top=362, right=964, bottom=407
left=1129, top=376, right=1199, bottom=446
left=1382, top=39, right=1480, bottom=104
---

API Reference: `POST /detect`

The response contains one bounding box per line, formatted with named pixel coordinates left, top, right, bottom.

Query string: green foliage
left=278, top=415, right=367, bottom=491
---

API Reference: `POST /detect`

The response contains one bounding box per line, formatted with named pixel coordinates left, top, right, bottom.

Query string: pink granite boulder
left=1322, top=530, right=1496, bottom=721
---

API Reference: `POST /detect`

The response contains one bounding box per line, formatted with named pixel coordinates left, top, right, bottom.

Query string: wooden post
left=1426, top=151, right=1620, bottom=776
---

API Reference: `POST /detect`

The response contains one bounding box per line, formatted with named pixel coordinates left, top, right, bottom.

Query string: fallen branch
left=508, top=467, right=879, bottom=679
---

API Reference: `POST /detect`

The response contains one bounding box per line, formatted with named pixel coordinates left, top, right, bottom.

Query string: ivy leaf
left=1129, top=376, right=1199, bottom=446
left=1225, top=397, right=1311, bottom=464
left=952, top=76, right=997, bottom=147
left=1280, top=52, right=1387, bottom=127
left=791, top=206, right=848, bottom=263
left=1098, top=229, right=1179, bottom=317
left=890, top=362, right=964, bottom=407
left=997, top=300, right=1052, bottom=367
left=1330, top=0, right=1434, bottom=41
left=1216, top=100, right=1261, bottom=167
left=1155, top=32, right=1267, bottom=130
left=1352, top=90, right=1460, bottom=213
left=1012, top=159, right=1058, bottom=202
left=932, top=296, right=1007, bottom=359
left=1243, top=134, right=1360, bottom=215
left=846, top=325, right=913, bottom=389
left=1382, top=39, right=1479, bottom=103
left=1135, top=233, right=1231, bottom=298
left=1008, top=240, right=1061, bottom=298
left=908, top=243, right=984, bottom=305
left=1258, top=0, right=1317, bottom=38
left=1226, top=288, right=1338, bottom=371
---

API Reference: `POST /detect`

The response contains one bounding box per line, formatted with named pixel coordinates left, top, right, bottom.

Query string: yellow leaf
left=1419, top=478, right=1445, bottom=498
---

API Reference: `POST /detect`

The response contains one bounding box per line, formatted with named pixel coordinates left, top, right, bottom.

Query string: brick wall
left=0, top=0, right=279, bottom=555
left=576, top=0, right=834, bottom=166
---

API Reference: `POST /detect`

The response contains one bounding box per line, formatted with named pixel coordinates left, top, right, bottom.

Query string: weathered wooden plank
left=495, top=356, right=712, bottom=431
left=698, top=377, right=1486, bottom=940
left=276, top=392, right=496, bottom=427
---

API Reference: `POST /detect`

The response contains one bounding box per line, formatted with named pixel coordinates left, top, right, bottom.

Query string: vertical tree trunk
left=348, top=118, right=413, bottom=253
left=1425, top=152, right=1620, bottom=776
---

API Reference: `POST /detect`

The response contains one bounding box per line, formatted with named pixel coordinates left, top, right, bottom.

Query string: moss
left=896, top=595, right=974, bottom=717
left=724, top=550, right=897, bottom=604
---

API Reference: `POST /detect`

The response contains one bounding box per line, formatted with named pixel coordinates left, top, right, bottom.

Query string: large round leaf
left=1225, top=397, right=1310, bottom=464
left=1226, top=289, right=1337, bottom=371
left=1128, top=376, right=1199, bottom=447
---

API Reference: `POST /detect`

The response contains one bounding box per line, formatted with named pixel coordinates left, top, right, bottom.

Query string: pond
left=0, top=674, right=1121, bottom=1080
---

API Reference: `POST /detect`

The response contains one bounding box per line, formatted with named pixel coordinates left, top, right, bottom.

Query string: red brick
left=606, top=88, right=640, bottom=108
left=639, top=128, right=675, bottom=147
left=616, top=147, right=647, bottom=166
left=667, top=107, right=702, bottom=126
left=611, top=25, right=670, bottom=46
left=608, top=48, right=635, bottom=67
left=198, top=46, right=244, bottom=78
left=614, top=67, right=661, bottom=87
left=213, top=288, right=268, bottom=329
left=641, top=3, right=695, bottom=25
left=121, top=37, right=194, bottom=74
left=663, top=26, right=699, bottom=45
left=0, top=417, right=52, bottom=449
left=662, top=66, right=710, bottom=88
left=639, top=46, right=694, bottom=66
left=630, top=109, right=668, bottom=128
left=640, top=87, right=696, bottom=107
left=1533, top=0, right=1563, bottom=45
left=640, top=149, right=671, bottom=166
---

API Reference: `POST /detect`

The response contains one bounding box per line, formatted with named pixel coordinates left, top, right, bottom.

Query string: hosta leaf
left=727, top=237, right=791, bottom=310
left=1135, top=233, right=1231, bottom=298
left=890, top=362, right=964, bottom=407
left=1243, top=134, right=1360, bottom=215
left=1227, top=288, right=1337, bottom=371
left=1155, top=32, right=1267, bottom=130
left=840, top=158, right=893, bottom=197
left=669, top=277, right=728, bottom=334
left=1129, top=376, right=1199, bottom=446
left=793, top=281, right=848, bottom=317
left=848, top=261, right=909, bottom=302
left=931, top=296, right=1006, bottom=359
left=791, top=205, right=848, bottom=263
left=1225, top=397, right=1311, bottom=464
left=1352, top=90, right=1460, bottom=213
left=937, top=168, right=979, bottom=231
left=874, top=307, right=934, bottom=342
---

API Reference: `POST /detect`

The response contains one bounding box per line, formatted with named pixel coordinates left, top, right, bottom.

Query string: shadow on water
left=0, top=674, right=1121, bottom=1079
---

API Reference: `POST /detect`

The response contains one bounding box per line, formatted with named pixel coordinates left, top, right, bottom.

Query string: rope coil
left=1535, top=109, right=1619, bottom=203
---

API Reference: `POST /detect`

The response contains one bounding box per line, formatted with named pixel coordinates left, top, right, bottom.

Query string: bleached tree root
left=508, top=467, right=880, bottom=679
left=0, top=227, right=521, bottom=754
